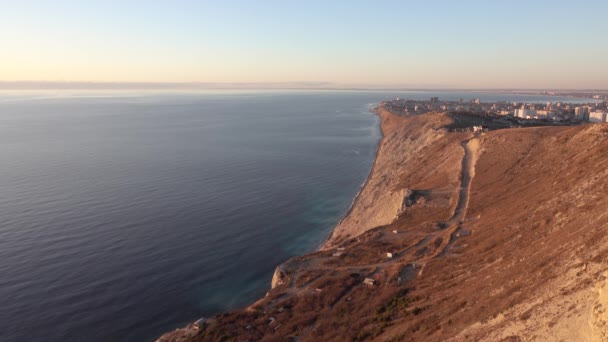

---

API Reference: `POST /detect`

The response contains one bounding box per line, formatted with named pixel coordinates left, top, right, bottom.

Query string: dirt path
left=437, top=137, right=479, bottom=257
left=449, top=138, right=479, bottom=224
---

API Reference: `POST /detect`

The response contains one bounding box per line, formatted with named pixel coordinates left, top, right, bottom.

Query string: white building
left=515, top=108, right=536, bottom=119
left=589, top=111, right=607, bottom=123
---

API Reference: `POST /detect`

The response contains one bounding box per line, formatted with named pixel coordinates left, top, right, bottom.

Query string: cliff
left=157, top=107, right=608, bottom=342
left=325, top=108, right=465, bottom=248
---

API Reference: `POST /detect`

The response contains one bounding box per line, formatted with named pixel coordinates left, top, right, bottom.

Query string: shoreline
left=156, top=103, right=393, bottom=341
left=320, top=106, right=385, bottom=249
left=157, top=104, right=397, bottom=341
left=157, top=106, right=467, bottom=341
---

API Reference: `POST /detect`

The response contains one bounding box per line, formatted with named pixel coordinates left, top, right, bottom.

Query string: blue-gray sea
left=0, top=90, right=591, bottom=341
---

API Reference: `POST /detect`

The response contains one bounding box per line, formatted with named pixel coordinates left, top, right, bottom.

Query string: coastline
left=156, top=104, right=392, bottom=340
left=321, top=106, right=385, bottom=249
left=157, top=106, right=467, bottom=341
left=158, top=104, right=608, bottom=341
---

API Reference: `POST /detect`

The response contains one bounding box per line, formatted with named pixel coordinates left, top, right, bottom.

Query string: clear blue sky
left=1, top=0, right=607, bottom=88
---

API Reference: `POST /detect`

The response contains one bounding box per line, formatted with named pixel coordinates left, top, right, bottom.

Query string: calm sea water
left=0, top=90, right=590, bottom=341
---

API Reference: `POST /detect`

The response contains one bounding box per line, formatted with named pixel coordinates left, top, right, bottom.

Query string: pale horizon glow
left=2, top=0, right=608, bottom=89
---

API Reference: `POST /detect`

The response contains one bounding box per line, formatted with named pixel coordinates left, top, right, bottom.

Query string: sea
left=0, top=90, right=593, bottom=341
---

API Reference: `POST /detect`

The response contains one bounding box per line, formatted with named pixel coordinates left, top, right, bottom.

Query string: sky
left=1, top=0, right=607, bottom=89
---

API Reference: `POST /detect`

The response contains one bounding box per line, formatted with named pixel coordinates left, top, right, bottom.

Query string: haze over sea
left=0, top=90, right=589, bottom=342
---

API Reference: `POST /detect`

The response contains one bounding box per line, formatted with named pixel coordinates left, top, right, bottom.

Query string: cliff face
left=326, top=108, right=466, bottom=248
left=270, top=266, right=286, bottom=289
left=158, top=109, right=608, bottom=342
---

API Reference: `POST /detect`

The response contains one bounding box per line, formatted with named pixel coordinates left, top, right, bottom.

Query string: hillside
left=158, top=107, right=608, bottom=342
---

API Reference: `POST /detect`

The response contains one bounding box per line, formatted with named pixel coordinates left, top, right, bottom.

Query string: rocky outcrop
left=270, top=266, right=286, bottom=289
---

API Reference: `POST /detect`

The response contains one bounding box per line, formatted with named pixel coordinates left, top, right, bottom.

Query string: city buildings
left=383, top=97, right=607, bottom=124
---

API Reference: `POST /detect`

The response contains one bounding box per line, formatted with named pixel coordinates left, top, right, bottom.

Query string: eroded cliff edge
left=324, top=107, right=465, bottom=248
left=158, top=106, right=608, bottom=342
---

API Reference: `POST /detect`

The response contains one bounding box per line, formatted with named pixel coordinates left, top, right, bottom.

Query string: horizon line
left=0, top=81, right=607, bottom=92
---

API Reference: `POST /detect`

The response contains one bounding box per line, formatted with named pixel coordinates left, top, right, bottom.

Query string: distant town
left=383, top=96, right=608, bottom=125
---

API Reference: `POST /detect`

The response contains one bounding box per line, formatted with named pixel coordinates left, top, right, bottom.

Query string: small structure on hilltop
left=386, top=252, right=394, bottom=259
left=363, top=278, right=376, bottom=287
